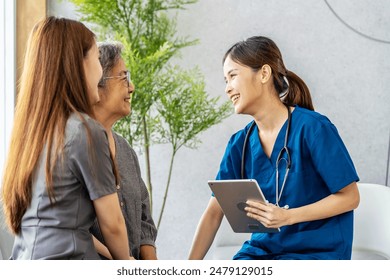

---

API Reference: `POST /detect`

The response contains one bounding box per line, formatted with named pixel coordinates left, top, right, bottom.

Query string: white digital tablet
left=208, top=179, right=280, bottom=233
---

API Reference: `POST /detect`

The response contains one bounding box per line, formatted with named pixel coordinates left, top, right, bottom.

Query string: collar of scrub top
left=241, top=104, right=291, bottom=209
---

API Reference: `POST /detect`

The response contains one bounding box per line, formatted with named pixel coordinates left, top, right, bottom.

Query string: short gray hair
left=97, top=41, right=124, bottom=87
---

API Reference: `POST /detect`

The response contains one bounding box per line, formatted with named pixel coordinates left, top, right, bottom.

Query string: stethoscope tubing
left=241, top=104, right=292, bottom=208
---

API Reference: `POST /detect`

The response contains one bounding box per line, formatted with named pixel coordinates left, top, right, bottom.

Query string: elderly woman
left=91, top=42, right=158, bottom=260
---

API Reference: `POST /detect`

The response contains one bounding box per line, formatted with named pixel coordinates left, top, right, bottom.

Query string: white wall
left=0, top=0, right=16, bottom=260
left=47, top=0, right=390, bottom=260
left=0, top=0, right=16, bottom=179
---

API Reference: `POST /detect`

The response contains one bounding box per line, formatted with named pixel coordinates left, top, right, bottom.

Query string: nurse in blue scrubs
left=188, top=36, right=360, bottom=260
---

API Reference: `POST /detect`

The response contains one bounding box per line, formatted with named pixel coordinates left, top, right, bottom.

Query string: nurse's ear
left=258, top=64, right=272, bottom=84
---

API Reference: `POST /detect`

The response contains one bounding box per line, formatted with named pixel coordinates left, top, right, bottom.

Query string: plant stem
left=142, top=116, right=153, bottom=213
left=157, top=148, right=176, bottom=230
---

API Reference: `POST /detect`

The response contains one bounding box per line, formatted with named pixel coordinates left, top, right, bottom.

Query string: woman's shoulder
left=293, top=106, right=333, bottom=128
left=65, top=112, right=107, bottom=145
left=113, top=131, right=130, bottom=147
left=112, top=131, right=137, bottom=156
left=225, top=121, right=254, bottom=149
left=292, top=106, right=342, bottom=142
left=230, top=122, right=252, bottom=139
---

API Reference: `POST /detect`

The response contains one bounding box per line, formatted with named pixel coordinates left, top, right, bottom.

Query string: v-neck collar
left=248, top=106, right=294, bottom=171
left=249, top=120, right=289, bottom=169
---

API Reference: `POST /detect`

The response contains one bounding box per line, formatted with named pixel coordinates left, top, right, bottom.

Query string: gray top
left=90, top=132, right=157, bottom=259
left=11, top=113, right=116, bottom=260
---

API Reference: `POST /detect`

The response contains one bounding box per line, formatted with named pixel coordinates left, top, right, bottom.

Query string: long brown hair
left=1, top=17, right=97, bottom=234
left=223, top=36, right=314, bottom=111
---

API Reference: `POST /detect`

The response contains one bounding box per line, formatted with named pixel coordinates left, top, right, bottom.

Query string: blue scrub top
left=216, top=106, right=359, bottom=260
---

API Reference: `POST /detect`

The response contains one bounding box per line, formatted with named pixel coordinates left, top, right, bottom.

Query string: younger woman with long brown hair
left=1, top=17, right=131, bottom=260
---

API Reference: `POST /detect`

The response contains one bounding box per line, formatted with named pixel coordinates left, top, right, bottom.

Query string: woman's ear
left=259, top=64, right=272, bottom=84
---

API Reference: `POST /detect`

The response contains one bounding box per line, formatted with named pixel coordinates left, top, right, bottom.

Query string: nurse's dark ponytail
left=223, top=36, right=314, bottom=111
left=283, top=69, right=313, bottom=111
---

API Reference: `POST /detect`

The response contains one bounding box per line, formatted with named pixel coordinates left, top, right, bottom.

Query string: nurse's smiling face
left=223, top=55, right=263, bottom=115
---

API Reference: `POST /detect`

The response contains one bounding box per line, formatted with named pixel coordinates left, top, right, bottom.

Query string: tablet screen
left=208, top=179, right=280, bottom=233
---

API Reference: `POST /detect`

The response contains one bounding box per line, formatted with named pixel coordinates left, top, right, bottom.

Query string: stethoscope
left=241, top=104, right=291, bottom=209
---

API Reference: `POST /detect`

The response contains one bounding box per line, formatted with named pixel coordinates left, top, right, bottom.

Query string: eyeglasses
left=104, top=71, right=131, bottom=86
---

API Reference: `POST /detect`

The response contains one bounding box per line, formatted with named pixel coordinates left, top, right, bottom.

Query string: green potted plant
left=71, top=0, right=232, bottom=228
